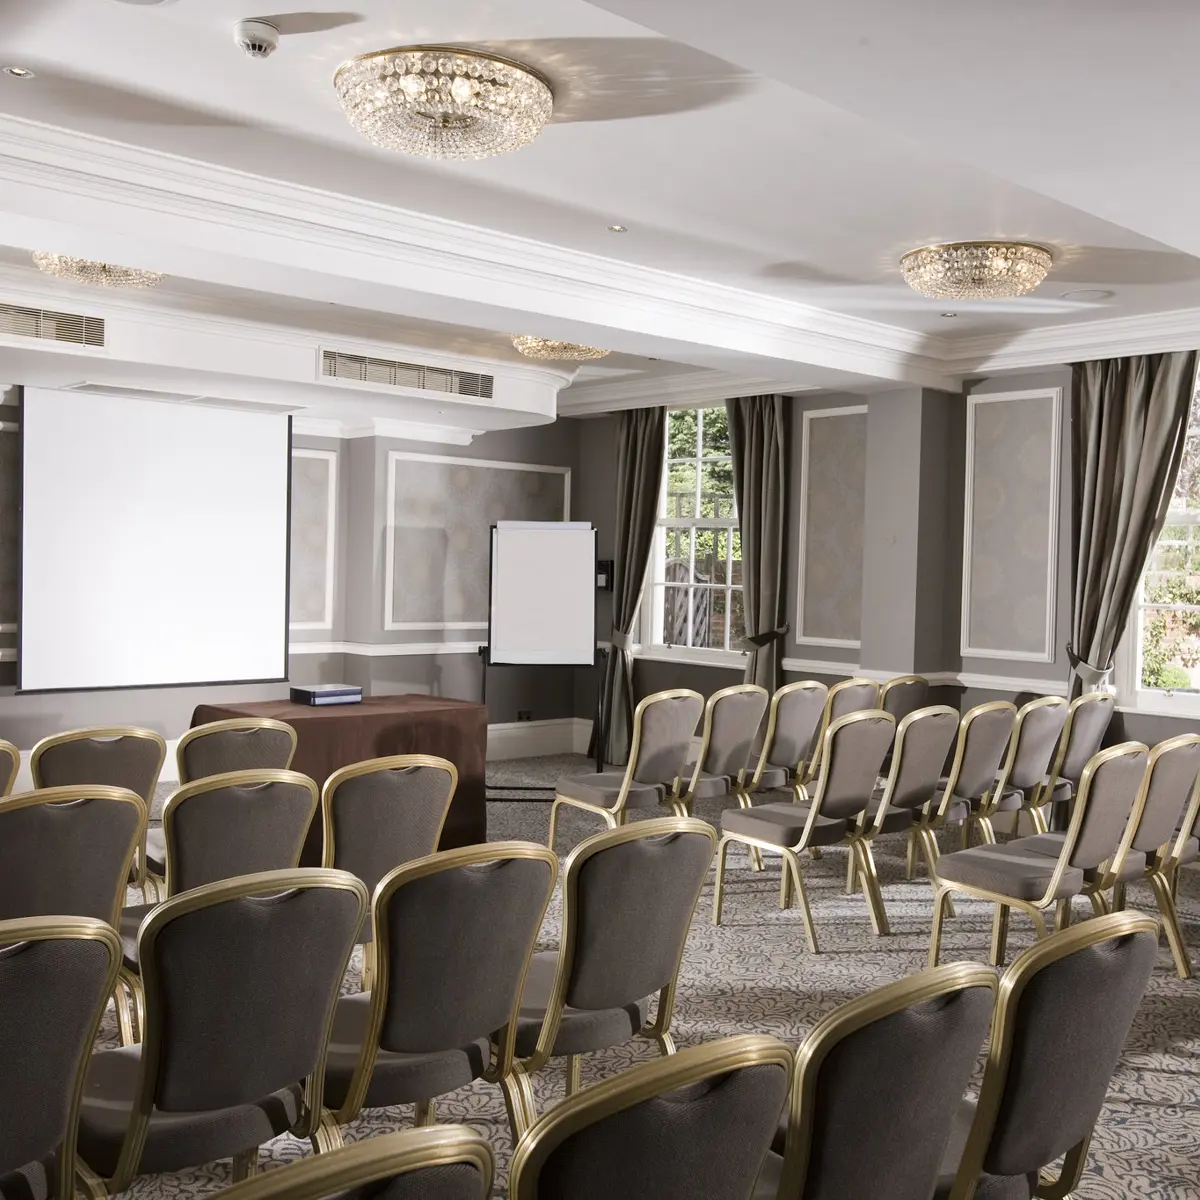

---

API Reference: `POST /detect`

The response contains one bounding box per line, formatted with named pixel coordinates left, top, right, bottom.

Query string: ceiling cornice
left=559, top=370, right=815, bottom=415
left=293, top=416, right=480, bottom=445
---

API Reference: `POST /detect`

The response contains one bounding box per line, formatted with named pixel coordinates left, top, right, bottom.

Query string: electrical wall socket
left=517, top=710, right=533, bottom=721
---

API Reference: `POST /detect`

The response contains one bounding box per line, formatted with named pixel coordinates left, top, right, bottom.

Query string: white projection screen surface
left=20, top=387, right=291, bottom=692
left=489, top=522, right=595, bottom=665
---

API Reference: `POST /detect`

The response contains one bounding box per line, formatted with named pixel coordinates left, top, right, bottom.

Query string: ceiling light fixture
left=31, top=252, right=166, bottom=289
left=900, top=241, right=1052, bottom=300
left=3, top=66, right=34, bottom=79
left=607, top=224, right=628, bottom=233
left=511, top=336, right=610, bottom=361
left=334, top=45, right=552, bottom=160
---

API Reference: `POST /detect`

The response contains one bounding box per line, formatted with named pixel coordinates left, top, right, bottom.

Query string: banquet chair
left=878, top=674, right=931, bottom=724
left=213, top=1128, right=494, bottom=1200
left=548, top=688, right=703, bottom=851
left=965, top=696, right=1068, bottom=847
left=0, top=916, right=121, bottom=1200
left=322, top=754, right=458, bottom=990
left=31, top=726, right=166, bottom=895
left=756, top=963, right=997, bottom=1200
left=119, top=769, right=319, bottom=1043
left=1152, top=751, right=1200, bottom=977
left=508, top=1036, right=792, bottom=1200
left=0, top=739, right=17, bottom=796
left=321, top=843, right=558, bottom=1147
left=929, top=742, right=1148, bottom=968
left=935, top=912, right=1158, bottom=1200
left=175, top=717, right=297, bottom=785
left=843, top=705, right=960, bottom=935
left=712, top=710, right=895, bottom=952
left=745, top=680, right=828, bottom=799
left=683, top=684, right=770, bottom=805
left=76, top=869, right=366, bottom=1197
left=511, top=819, right=716, bottom=1124
left=803, top=678, right=879, bottom=785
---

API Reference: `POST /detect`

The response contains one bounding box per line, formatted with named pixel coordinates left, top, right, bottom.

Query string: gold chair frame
left=943, top=911, right=1159, bottom=1200
left=803, top=677, right=880, bottom=785
left=508, top=818, right=716, bottom=1128
left=212, top=1127, right=494, bottom=1198
left=80, top=869, right=367, bottom=1197
left=774, top=962, right=998, bottom=1198
left=711, top=709, right=896, bottom=953
left=687, top=682, right=769, bottom=804
left=0, top=738, right=18, bottom=796
left=325, top=842, right=559, bottom=1149
left=928, top=742, right=1149, bottom=969
left=877, top=673, right=929, bottom=714
left=547, top=688, right=704, bottom=850
left=30, top=726, right=166, bottom=894
left=745, top=680, right=827, bottom=803
left=507, top=1035, right=793, bottom=1200
left=0, top=915, right=122, bottom=1200
left=174, top=718, right=298, bottom=785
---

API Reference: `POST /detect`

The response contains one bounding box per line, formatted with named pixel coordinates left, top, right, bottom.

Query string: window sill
left=1116, top=691, right=1200, bottom=720
left=635, top=645, right=749, bottom=670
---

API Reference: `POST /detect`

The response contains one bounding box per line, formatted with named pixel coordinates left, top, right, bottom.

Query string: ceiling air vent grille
left=322, top=350, right=493, bottom=399
left=0, top=302, right=104, bottom=347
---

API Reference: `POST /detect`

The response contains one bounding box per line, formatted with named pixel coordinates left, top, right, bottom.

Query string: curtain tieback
left=610, top=629, right=635, bottom=652
left=738, top=623, right=790, bottom=652
left=1066, top=645, right=1114, bottom=689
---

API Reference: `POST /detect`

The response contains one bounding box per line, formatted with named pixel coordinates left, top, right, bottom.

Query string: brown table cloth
left=190, top=695, right=487, bottom=865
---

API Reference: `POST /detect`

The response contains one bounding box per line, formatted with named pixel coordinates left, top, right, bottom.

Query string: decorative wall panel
left=961, top=389, right=1061, bottom=661
left=386, top=452, right=570, bottom=630
left=797, top=407, right=867, bottom=646
left=289, top=448, right=338, bottom=630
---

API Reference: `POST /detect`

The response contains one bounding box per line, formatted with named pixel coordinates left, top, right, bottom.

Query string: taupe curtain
left=593, top=407, right=666, bottom=765
left=727, top=395, right=791, bottom=689
left=1069, top=352, right=1198, bottom=697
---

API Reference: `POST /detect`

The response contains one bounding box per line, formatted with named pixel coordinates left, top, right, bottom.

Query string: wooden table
left=190, top=695, right=487, bottom=865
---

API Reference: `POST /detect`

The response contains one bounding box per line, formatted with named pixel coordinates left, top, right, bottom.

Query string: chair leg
left=565, top=1055, right=582, bottom=1096
left=779, top=859, right=794, bottom=910
left=928, top=888, right=953, bottom=968
left=809, top=847, right=822, bottom=860
left=784, top=851, right=819, bottom=954
left=75, top=1162, right=107, bottom=1200
left=711, top=836, right=732, bottom=926
left=905, top=830, right=918, bottom=880
left=1150, top=871, right=1193, bottom=980
left=414, top=1099, right=437, bottom=1128
left=232, top=1149, right=258, bottom=1182
left=920, top=829, right=955, bottom=919
left=501, top=1066, right=538, bottom=1144
left=1030, top=805, right=1049, bottom=834
left=1089, top=890, right=1110, bottom=917
left=845, top=845, right=859, bottom=895
left=989, top=904, right=1010, bottom=968
left=1112, top=882, right=1127, bottom=912
left=856, top=841, right=890, bottom=937
left=959, top=820, right=971, bottom=851
left=978, top=817, right=997, bottom=846
left=1028, top=907, right=1049, bottom=941
left=653, top=1031, right=677, bottom=1057
left=547, top=799, right=563, bottom=852
left=114, top=983, right=135, bottom=1047
left=310, top=1109, right=343, bottom=1154
left=360, top=946, right=374, bottom=993
left=736, top=792, right=765, bottom=872
left=1055, top=898, right=1073, bottom=932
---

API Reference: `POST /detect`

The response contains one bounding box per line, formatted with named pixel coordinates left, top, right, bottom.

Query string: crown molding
left=558, top=370, right=813, bottom=415
left=293, top=416, right=481, bottom=445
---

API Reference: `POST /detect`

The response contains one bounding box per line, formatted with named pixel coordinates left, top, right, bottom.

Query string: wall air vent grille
left=321, top=350, right=493, bottom=399
left=0, top=303, right=104, bottom=347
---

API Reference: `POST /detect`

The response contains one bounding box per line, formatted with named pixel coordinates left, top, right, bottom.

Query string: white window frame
left=637, top=406, right=748, bottom=668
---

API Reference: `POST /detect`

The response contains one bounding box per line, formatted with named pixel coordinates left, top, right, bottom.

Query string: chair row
left=3, top=907, right=1158, bottom=1200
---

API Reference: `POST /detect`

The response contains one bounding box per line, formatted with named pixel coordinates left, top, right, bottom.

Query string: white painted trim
left=289, top=447, right=338, bottom=632
left=292, top=416, right=482, bottom=446
left=634, top=646, right=748, bottom=670
left=288, top=640, right=482, bottom=657
left=782, top=655, right=860, bottom=677
left=956, top=671, right=1069, bottom=696
left=960, top=389, right=1061, bottom=664
left=486, top=717, right=593, bottom=762
left=560, top=371, right=815, bottom=416
left=384, top=450, right=570, bottom=632
left=796, top=405, right=868, bottom=649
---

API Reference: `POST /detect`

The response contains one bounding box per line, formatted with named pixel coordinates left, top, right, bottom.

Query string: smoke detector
left=233, top=19, right=279, bottom=58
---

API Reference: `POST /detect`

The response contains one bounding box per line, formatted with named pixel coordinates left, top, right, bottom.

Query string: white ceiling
left=0, top=0, right=1197, bottom=412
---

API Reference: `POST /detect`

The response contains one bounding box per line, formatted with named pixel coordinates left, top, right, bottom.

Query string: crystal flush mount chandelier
left=511, top=336, right=610, bottom=361
left=899, top=241, right=1053, bottom=300
left=334, top=45, right=553, bottom=160
left=32, top=252, right=166, bottom=289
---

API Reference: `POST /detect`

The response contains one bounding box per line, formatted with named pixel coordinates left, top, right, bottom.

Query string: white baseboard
left=487, top=717, right=592, bottom=761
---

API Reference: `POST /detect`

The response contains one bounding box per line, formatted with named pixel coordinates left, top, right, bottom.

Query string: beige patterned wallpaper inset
left=0, top=426, right=18, bottom=629
left=799, top=408, right=868, bottom=644
left=289, top=448, right=337, bottom=629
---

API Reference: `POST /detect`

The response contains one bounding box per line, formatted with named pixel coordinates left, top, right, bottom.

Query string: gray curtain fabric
left=593, top=407, right=666, bottom=765
left=1069, top=352, right=1198, bottom=697
left=727, top=395, right=791, bottom=689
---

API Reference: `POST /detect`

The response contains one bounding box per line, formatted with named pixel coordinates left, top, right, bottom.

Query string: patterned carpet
left=112, top=784, right=1200, bottom=1199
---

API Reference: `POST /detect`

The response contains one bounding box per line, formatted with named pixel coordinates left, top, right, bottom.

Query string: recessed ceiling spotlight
left=607, top=224, right=628, bottom=233
left=3, top=67, right=34, bottom=79
left=941, top=312, right=958, bottom=319
left=1060, top=288, right=1115, bottom=302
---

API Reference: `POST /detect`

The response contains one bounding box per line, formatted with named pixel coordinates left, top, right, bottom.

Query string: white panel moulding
left=289, top=447, right=338, bottom=632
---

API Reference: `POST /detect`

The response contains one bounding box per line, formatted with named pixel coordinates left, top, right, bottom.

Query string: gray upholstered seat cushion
left=556, top=773, right=667, bottom=810
left=867, top=787, right=913, bottom=833
left=754, top=766, right=791, bottom=791
left=682, top=765, right=732, bottom=800
left=1179, top=835, right=1199, bottom=866
left=321, top=993, right=491, bottom=1111
left=514, top=950, right=649, bottom=1059
left=0, top=1156, right=53, bottom=1200
left=144, top=827, right=166, bottom=875
left=78, top=1045, right=301, bottom=1178
left=1019, top=832, right=1147, bottom=883
left=721, top=802, right=847, bottom=848
left=118, top=904, right=155, bottom=971
left=935, top=840, right=1084, bottom=901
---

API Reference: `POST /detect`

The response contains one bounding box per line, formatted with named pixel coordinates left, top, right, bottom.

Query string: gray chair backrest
left=31, top=729, right=163, bottom=803
left=879, top=676, right=930, bottom=723
left=885, top=707, right=960, bottom=813
left=973, top=920, right=1157, bottom=1187
left=1006, top=698, right=1069, bottom=792
left=563, top=823, right=715, bottom=1012
left=828, top=681, right=880, bottom=722
left=1131, top=735, right=1200, bottom=854
left=0, top=740, right=18, bottom=797
left=631, top=691, right=704, bottom=787
left=179, top=721, right=296, bottom=784
left=165, top=770, right=318, bottom=896
left=324, top=758, right=457, bottom=900
left=1068, top=745, right=1148, bottom=871
left=767, top=683, right=827, bottom=770
left=701, top=687, right=769, bottom=780
left=1058, top=693, right=1116, bottom=786
left=0, top=918, right=119, bottom=1187
left=142, top=871, right=365, bottom=1113
left=0, top=788, right=145, bottom=925
left=376, top=848, right=556, bottom=1054
left=950, top=703, right=1016, bottom=800
left=813, top=712, right=895, bottom=822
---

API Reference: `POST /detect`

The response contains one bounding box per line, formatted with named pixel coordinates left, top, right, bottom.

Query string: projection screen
left=20, top=387, right=290, bottom=692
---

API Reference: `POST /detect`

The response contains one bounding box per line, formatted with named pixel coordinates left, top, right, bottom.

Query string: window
left=644, top=407, right=744, bottom=656
left=1125, top=399, right=1200, bottom=710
